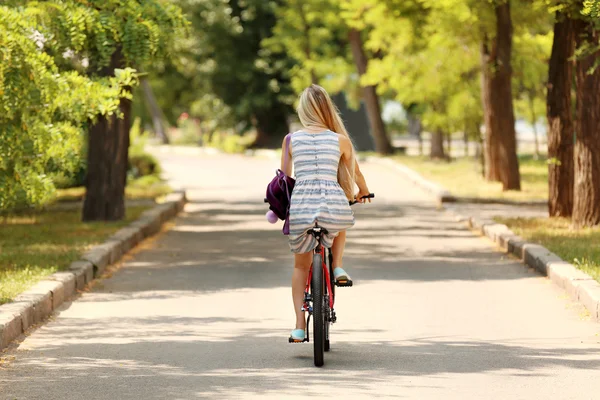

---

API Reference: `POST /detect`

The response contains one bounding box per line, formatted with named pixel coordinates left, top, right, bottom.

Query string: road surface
left=1, top=150, right=599, bottom=399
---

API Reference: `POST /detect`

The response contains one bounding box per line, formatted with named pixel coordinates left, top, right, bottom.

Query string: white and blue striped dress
left=288, top=130, right=355, bottom=253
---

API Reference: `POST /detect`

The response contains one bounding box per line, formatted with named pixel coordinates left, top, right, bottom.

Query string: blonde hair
left=296, top=84, right=356, bottom=200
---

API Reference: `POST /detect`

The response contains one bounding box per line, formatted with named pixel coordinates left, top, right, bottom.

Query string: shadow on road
left=93, top=198, right=535, bottom=300
left=2, top=313, right=599, bottom=399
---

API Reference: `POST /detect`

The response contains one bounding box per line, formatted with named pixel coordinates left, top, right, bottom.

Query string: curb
left=0, top=190, right=187, bottom=350
left=365, top=156, right=547, bottom=206
left=365, top=157, right=453, bottom=205
left=445, top=205, right=600, bottom=322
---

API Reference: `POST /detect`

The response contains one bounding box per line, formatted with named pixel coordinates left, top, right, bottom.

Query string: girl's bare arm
left=339, top=136, right=370, bottom=198
left=280, top=135, right=292, bottom=176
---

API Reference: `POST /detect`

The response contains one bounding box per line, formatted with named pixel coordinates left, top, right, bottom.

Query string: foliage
left=138, top=0, right=294, bottom=137
left=264, top=0, right=355, bottom=95
left=1, top=0, right=187, bottom=212
left=23, top=0, right=189, bottom=71
left=202, top=131, right=256, bottom=153
left=128, top=117, right=161, bottom=179
left=583, top=0, right=600, bottom=17
left=513, top=30, right=553, bottom=130
left=128, top=153, right=161, bottom=179
left=338, top=0, right=551, bottom=141
left=0, top=5, right=136, bottom=212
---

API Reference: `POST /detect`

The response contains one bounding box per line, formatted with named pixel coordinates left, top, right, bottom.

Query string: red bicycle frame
left=302, top=246, right=334, bottom=311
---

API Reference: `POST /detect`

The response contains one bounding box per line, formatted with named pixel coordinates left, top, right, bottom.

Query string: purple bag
left=266, top=134, right=296, bottom=235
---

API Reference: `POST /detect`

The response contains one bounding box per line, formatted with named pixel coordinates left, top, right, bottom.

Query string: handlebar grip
left=349, top=193, right=375, bottom=205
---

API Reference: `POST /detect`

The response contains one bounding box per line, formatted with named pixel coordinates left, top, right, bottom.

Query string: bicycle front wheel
left=312, top=251, right=325, bottom=367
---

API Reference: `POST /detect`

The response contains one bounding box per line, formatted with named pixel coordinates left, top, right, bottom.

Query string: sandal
left=334, top=267, right=353, bottom=286
left=289, top=329, right=306, bottom=343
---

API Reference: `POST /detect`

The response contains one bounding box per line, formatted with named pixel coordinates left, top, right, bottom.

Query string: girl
left=281, top=84, right=371, bottom=341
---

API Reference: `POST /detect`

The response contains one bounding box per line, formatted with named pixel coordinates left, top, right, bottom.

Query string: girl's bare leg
left=331, top=230, right=347, bottom=268
left=292, top=252, right=312, bottom=330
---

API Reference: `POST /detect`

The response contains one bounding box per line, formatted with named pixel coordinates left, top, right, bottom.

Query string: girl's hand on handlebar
left=356, top=189, right=372, bottom=204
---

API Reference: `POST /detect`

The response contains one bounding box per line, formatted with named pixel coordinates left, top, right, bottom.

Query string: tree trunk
left=572, top=18, right=600, bottom=227
left=251, top=102, right=290, bottom=148
left=83, top=49, right=130, bottom=222
left=481, top=39, right=501, bottom=182
left=430, top=129, right=446, bottom=159
left=446, top=131, right=452, bottom=158
left=408, top=111, right=423, bottom=155
left=528, top=92, right=540, bottom=159
left=480, top=3, right=521, bottom=190
left=348, top=28, right=393, bottom=155
left=463, top=123, right=469, bottom=157
left=547, top=14, right=574, bottom=218
left=476, top=128, right=485, bottom=177
left=141, top=76, right=170, bottom=144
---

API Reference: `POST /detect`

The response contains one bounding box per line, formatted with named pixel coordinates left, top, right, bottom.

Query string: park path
left=1, top=149, right=600, bottom=400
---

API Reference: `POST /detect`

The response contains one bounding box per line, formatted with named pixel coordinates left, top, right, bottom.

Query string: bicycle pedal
left=288, top=337, right=308, bottom=343
left=335, top=280, right=353, bottom=287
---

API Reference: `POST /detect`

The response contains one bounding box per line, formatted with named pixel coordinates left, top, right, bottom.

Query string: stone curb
left=445, top=205, right=600, bottom=322
left=365, top=156, right=547, bottom=206
left=366, top=157, right=453, bottom=205
left=0, top=190, right=187, bottom=350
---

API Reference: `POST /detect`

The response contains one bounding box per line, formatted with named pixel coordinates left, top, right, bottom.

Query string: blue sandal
left=334, top=267, right=353, bottom=286
left=289, top=329, right=306, bottom=343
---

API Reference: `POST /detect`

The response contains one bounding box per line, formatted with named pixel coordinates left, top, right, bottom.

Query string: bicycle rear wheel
left=312, top=251, right=325, bottom=367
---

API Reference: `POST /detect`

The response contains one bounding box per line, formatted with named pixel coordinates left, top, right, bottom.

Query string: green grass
left=496, top=217, right=600, bottom=283
left=0, top=206, right=148, bottom=304
left=392, top=154, right=548, bottom=202
left=55, top=175, right=172, bottom=203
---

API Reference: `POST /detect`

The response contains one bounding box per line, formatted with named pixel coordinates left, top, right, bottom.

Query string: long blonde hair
left=296, top=84, right=356, bottom=200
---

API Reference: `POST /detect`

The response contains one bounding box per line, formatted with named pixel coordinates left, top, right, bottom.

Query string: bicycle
left=289, top=193, right=374, bottom=367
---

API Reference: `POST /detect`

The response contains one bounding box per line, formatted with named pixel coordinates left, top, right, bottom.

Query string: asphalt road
left=1, top=149, right=599, bottom=400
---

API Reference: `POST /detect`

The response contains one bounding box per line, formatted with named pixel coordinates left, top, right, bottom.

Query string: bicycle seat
left=307, top=225, right=329, bottom=237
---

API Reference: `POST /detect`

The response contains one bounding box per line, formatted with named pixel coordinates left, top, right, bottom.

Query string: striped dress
left=288, top=130, right=355, bottom=253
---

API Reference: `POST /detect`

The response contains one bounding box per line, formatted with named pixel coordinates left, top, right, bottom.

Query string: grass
left=55, top=175, right=172, bottom=203
left=496, top=217, right=600, bottom=283
left=392, top=154, right=548, bottom=202
left=0, top=206, right=148, bottom=305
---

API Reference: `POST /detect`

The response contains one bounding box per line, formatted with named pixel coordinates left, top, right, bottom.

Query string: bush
left=202, top=131, right=255, bottom=154
left=128, top=117, right=161, bottom=179
left=128, top=153, right=161, bottom=179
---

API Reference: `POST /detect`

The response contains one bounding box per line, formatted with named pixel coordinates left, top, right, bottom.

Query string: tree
left=572, top=12, right=600, bottom=227
left=0, top=5, right=133, bottom=213
left=28, top=0, right=188, bottom=221
left=546, top=11, right=575, bottom=217
left=513, top=29, right=552, bottom=160
left=266, top=0, right=392, bottom=153
left=348, top=28, right=393, bottom=154
left=481, top=1, right=521, bottom=190
left=166, top=0, right=295, bottom=149
left=351, top=0, right=480, bottom=160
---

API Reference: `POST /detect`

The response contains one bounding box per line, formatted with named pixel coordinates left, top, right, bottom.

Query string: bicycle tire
left=312, top=251, right=325, bottom=367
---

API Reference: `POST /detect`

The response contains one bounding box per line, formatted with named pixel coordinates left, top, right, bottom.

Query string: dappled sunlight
left=5, top=330, right=600, bottom=399
left=3, top=158, right=600, bottom=400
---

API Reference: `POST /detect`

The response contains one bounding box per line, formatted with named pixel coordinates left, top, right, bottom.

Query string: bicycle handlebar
left=349, top=193, right=375, bottom=206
